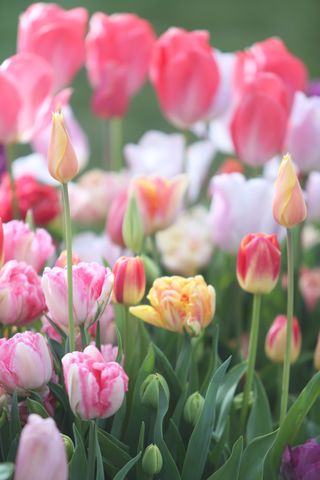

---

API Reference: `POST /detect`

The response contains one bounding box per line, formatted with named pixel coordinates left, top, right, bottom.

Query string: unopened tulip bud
left=140, top=373, right=169, bottom=409
left=113, top=256, right=146, bottom=306
left=122, top=194, right=144, bottom=253
left=313, top=334, right=320, bottom=370
left=272, top=153, right=307, bottom=228
left=184, top=392, right=205, bottom=426
left=265, top=315, right=301, bottom=363
left=62, top=434, right=74, bottom=463
left=48, top=111, right=79, bottom=183
left=142, top=444, right=163, bottom=475
left=55, top=250, right=81, bottom=268
left=237, top=233, right=281, bottom=294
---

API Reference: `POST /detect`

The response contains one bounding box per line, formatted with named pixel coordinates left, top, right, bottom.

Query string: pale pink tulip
left=0, top=260, right=46, bottom=326
left=86, top=12, right=155, bottom=117
left=15, top=414, right=67, bottom=480
left=0, top=332, right=52, bottom=395
left=3, top=220, right=54, bottom=272
left=265, top=315, right=301, bottom=363
left=42, top=262, right=114, bottom=330
left=299, top=268, right=320, bottom=312
left=150, top=28, right=220, bottom=128
left=106, top=191, right=128, bottom=247
left=62, top=345, right=128, bottom=419
left=73, top=232, right=122, bottom=266
left=18, top=3, right=88, bottom=91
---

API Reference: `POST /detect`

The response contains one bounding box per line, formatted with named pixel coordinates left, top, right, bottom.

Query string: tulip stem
left=240, top=293, right=262, bottom=434
left=86, top=420, right=96, bottom=480
left=6, top=144, right=19, bottom=219
left=62, top=182, right=75, bottom=352
left=110, top=118, right=123, bottom=172
left=280, top=228, right=294, bottom=425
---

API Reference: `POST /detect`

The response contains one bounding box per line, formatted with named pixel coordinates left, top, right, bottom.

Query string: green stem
left=280, top=228, right=294, bottom=425
left=80, top=324, right=89, bottom=350
left=86, top=420, right=96, bottom=480
left=62, top=183, right=75, bottom=352
left=240, top=293, right=262, bottom=433
left=110, top=118, right=123, bottom=171
left=6, top=144, right=19, bottom=219
left=123, top=305, right=130, bottom=368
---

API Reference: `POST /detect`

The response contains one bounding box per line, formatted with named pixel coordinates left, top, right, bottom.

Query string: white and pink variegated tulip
left=3, top=220, right=54, bottom=272
left=15, top=414, right=68, bottom=480
left=62, top=345, right=128, bottom=419
left=0, top=260, right=46, bottom=326
left=41, top=262, right=114, bottom=331
left=0, top=332, right=53, bottom=395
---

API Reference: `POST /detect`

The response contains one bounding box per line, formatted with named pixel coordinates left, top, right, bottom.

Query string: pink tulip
left=265, top=315, right=301, bottom=363
left=3, top=220, right=54, bottom=272
left=62, top=345, right=128, bottom=419
left=150, top=28, right=220, bottom=128
left=106, top=191, right=128, bottom=247
left=86, top=12, right=155, bottom=117
left=18, top=3, right=88, bottom=91
left=230, top=73, right=290, bottom=166
left=41, top=262, right=114, bottom=331
left=234, top=37, right=307, bottom=105
left=0, top=332, right=53, bottom=395
left=15, top=414, right=67, bottom=480
left=299, top=268, right=320, bottom=312
left=0, top=260, right=46, bottom=326
left=306, top=172, right=320, bottom=221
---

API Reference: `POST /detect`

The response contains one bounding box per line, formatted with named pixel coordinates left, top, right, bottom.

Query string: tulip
left=106, top=191, right=128, bottom=248
left=265, top=315, right=301, bottom=363
left=217, top=158, right=244, bottom=175
left=42, top=262, right=114, bottom=331
left=0, top=174, right=60, bottom=226
left=281, top=439, right=320, bottom=480
left=272, top=153, right=307, bottom=228
left=3, top=220, right=54, bottom=272
left=230, top=73, right=290, bottom=166
left=237, top=233, right=281, bottom=294
left=131, top=175, right=188, bottom=236
left=62, top=345, right=128, bottom=419
left=47, top=111, right=79, bottom=184
left=313, top=334, right=320, bottom=370
left=142, top=445, right=163, bottom=476
left=55, top=250, right=81, bottom=268
left=306, top=172, right=320, bottom=221
left=130, top=275, right=215, bottom=336
left=150, top=28, right=220, bottom=128
left=0, top=260, right=46, bottom=326
left=0, top=219, right=3, bottom=268
left=15, top=414, right=68, bottom=480
left=72, top=232, right=121, bottom=266
left=299, top=268, right=320, bottom=311
left=0, top=332, right=53, bottom=395
left=113, top=256, right=146, bottom=306
left=18, top=3, right=88, bottom=91
left=86, top=13, right=155, bottom=117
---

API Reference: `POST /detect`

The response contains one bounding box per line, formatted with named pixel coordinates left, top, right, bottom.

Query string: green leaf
left=0, top=463, right=14, bottom=480
left=181, top=358, right=231, bottom=480
left=207, top=437, right=243, bottom=480
left=175, top=333, right=192, bottom=386
left=153, top=343, right=182, bottom=397
left=113, top=452, right=142, bottom=480
left=111, top=397, right=126, bottom=439
left=247, top=375, right=272, bottom=442
left=70, top=424, right=87, bottom=480
left=238, top=430, right=277, bottom=480
left=9, top=392, right=21, bottom=441
left=26, top=398, right=49, bottom=418
left=49, top=382, right=70, bottom=413
left=136, top=422, right=145, bottom=480
left=95, top=430, right=104, bottom=480
left=97, top=429, right=131, bottom=470
left=201, top=324, right=219, bottom=394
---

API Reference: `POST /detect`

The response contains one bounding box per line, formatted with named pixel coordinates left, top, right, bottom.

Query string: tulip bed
left=1, top=3, right=320, bottom=480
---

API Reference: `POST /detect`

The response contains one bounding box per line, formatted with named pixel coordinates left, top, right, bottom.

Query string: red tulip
left=113, top=256, right=146, bottom=306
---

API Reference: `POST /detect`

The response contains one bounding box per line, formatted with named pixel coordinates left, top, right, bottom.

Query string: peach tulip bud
left=313, top=333, right=320, bottom=370
left=272, top=153, right=307, bottom=228
left=265, top=314, right=301, bottom=363
left=55, top=249, right=81, bottom=268
left=130, top=275, right=215, bottom=336
left=236, top=233, right=281, bottom=294
left=113, top=256, right=146, bottom=306
left=15, top=414, right=68, bottom=480
left=47, top=111, right=79, bottom=183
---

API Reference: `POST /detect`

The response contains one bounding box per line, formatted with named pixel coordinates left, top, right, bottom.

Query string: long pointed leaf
left=207, top=437, right=243, bottom=480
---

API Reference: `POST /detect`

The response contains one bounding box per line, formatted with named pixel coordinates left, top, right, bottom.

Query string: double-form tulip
left=18, top=3, right=88, bottom=91
left=42, top=262, right=114, bottom=331
left=48, top=111, right=79, bottom=183
left=237, top=233, right=281, bottom=294
left=62, top=345, right=128, bottom=419
left=86, top=13, right=155, bottom=117
left=14, top=414, right=68, bottom=480
left=130, top=275, right=215, bottom=336
left=113, top=256, right=146, bottom=306
left=3, top=220, right=54, bottom=272
left=265, top=314, right=301, bottom=363
left=272, top=153, right=307, bottom=228
left=150, top=28, right=220, bottom=128
left=0, top=260, right=46, bottom=326
left=0, top=332, right=53, bottom=395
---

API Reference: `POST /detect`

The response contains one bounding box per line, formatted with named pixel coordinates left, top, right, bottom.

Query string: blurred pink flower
left=62, top=345, right=128, bottom=419
left=299, top=268, right=320, bottom=311
left=265, top=314, right=301, bottom=364
left=18, top=3, right=88, bottom=91
left=306, top=172, right=320, bottom=221
left=88, top=304, right=116, bottom=345
left=86, top=13, right=155, bottom=117
left=72, top=232, right=122, bottom=266
left=106, top=191, right=128, bottom=248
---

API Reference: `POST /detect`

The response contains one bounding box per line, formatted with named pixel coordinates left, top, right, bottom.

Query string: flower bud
left=313, top=333, right=320, bottom=370
left=122, top=194, right=144, bottom=253
left=142, top=444, right=163, bottom=475
left=272, top=153, right=307, bottom=228
left=140, top=373, right=169, bottom=409
left=55, top=250, right=81, bottom=268
left=47, top=111, right=79, bottom=183
left=113, top=256, right=146, bottom=306
left=265, top=314, right=301, bottom=363
left=183, top=392, right=205, bottom=426
left=62, top=434, right=74, bottom=463
left=236, top=233, right=281, bottom=294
